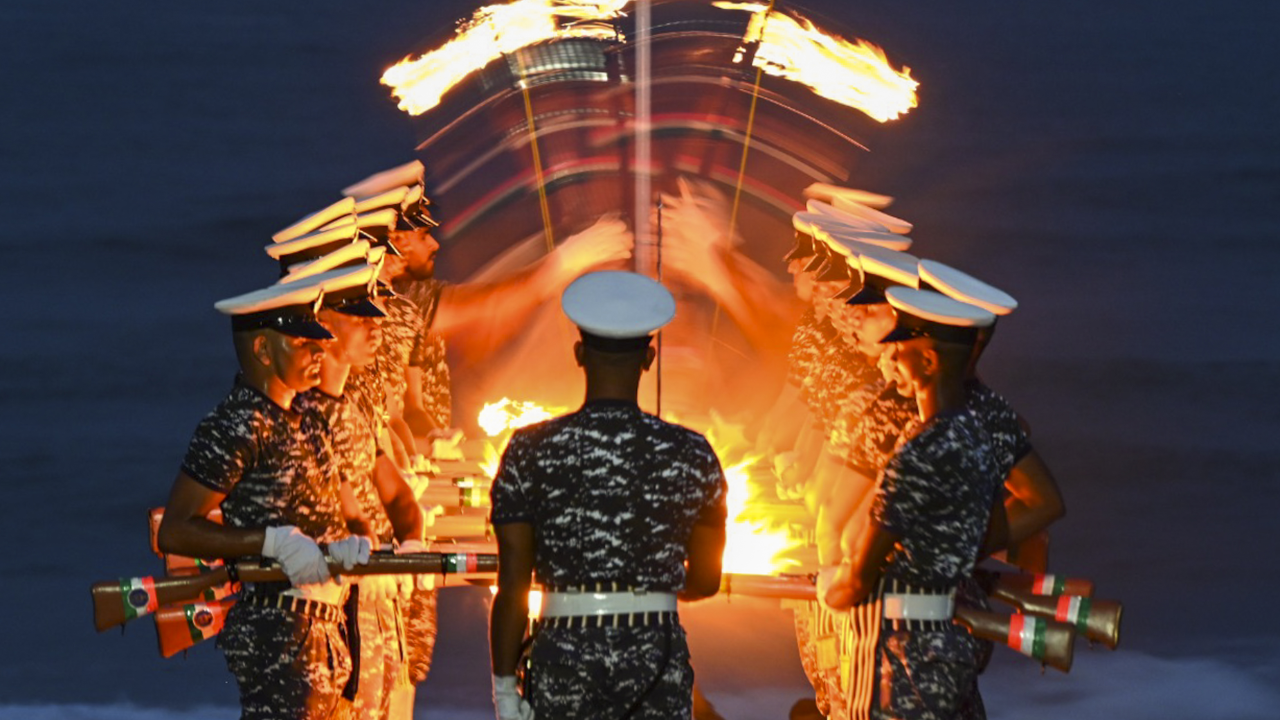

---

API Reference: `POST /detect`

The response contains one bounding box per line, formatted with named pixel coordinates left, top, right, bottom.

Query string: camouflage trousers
left=527, top=621, right=694, bottom=719
left=403, top=585, right=438, bottom=684
left=871, top=627, right=983, bottom=720
left=338, top=585, right=408, bottom=720
left=791, top=600, right=835, bottom=717
left=218, top=602, right=351, bottom=720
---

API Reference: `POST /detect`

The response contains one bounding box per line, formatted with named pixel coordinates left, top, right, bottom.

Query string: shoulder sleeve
left=693, top=436, right=729, bottom=526
left=489, top=432, right=532, bottom=525
left=870, top=438, right=935, bottom=535
left=180, top=410, right=254, bottom=494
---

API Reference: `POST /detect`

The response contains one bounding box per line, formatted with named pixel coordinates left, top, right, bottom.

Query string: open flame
left=715, top=2, right=918, bottom=122
left=382, top=0, right=630, bottom=116
left=478, top=397, right=569, bottom=437
left=383, top=0, right=916, bottom=122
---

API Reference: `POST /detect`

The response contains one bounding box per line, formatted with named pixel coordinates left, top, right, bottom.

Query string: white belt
left=881, top=592, right=954, bottom=621
left=539, top=591, right=678, bottom=618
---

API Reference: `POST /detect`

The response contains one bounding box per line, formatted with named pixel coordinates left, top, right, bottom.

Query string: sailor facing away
left=488, top=271, right=728, bottom=720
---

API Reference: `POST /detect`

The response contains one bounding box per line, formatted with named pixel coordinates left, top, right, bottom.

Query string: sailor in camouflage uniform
left=284, top=257, right=429, bottom=720
left=156, top=278, right=373, bottom=720
left=824, top=287, right=1005, bottom=720
left=489, top=271, right=728, bottom=720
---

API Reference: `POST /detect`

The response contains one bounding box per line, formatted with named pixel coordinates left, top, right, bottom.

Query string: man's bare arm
left=1002, top=450, right=1064, bottom=546
left=372, top=454, right=425, bottom=543
left=156, top=472, right=264, bottom=560
left=681, top=521, right=727, bottom=601
left=490, top=522, right=535, bottom=676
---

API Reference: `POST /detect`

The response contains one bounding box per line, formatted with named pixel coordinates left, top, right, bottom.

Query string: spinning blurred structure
left=380, top=0, right=918, bottom=420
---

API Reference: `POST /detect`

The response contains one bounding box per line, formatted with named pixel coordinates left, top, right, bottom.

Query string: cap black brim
left=332, top=298, right=387, bottom=318
left=278, top=321, right=335, bottom=340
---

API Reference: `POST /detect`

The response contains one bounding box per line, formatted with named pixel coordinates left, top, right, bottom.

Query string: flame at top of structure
left=382, top=0, right=917, bottom=122
left=716, top=2, right=918, bottom=122
left=382, top=0, right=630, bottom=116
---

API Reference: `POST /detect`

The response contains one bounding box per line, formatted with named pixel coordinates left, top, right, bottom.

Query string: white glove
left=493, top=675, right=534, bottom=720
left=262, top=526, right=330, bottom=587
left=327, top=535, right=373, bottom=571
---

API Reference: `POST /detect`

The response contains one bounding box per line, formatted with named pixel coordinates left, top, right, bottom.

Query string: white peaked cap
left=802, top=182, right=894, bottom=209
left=352, top=185, right=413, bottom=214
left=342, top=160, right=425, bottom=198
left=272, top=197, right=356, bottom=244
left=285, top=263, right=379, bottom=297
left=265, top=222, right=360, bottom=260
left=319, top=207, right=399, bottom=235
left=857, top=248, right=921, bottom=287
left=804, top=202, right=893, bottom=233
left=816, top=225, right=913, bottom=252
left=561, top=271, right=676, bottom=339
left=216, top=281, right=322, bottom=316
left=917, top=260, right=1018, bottom=316
left=832, top=196, right=913, bottom=235
left=886, top=287, right=996, bottom=328
left=278, top=241, right=374, bottom=284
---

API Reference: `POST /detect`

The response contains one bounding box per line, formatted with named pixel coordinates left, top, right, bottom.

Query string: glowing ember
left=715, top=2, right=918, bottom=122
left=478, top=398, right=567, bottom=437
left=382, top=0, right=630, bottom=116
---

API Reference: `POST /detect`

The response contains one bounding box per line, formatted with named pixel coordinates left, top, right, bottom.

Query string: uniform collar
left=581, top=398, right=641, bottom=411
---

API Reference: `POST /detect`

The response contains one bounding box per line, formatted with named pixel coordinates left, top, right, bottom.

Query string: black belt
left=534, top=611, right=678, bottom=630
left=242, top=593, right=343, bottom=623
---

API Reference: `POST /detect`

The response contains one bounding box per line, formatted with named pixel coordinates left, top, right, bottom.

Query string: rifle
left=717, top=572, right=1075, bottom=672
left=154, top=597, right=235, bottom=658
left=976, top=568, right=1094, bottom=598
left=91, top=550, right=497, bottom=632
left=987, top=586, right=1122, bottom=649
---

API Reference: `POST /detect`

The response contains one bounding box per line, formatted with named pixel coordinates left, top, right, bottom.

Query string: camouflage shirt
left=809, top=342, right=881, bottom=433
left=181, top=377, right=347, bottom=545
left=786, top=309, right=827, bottom=389
left=963, top=379, right=1032, bottom=479
left=872, top=407, right=1001, bottom=589
left=396, top=277, right=452, bottom=429
left=294, top=389, right=393, bottom=542
left=830, top=383, right=917, bottom=475
left=490, top=400, right=728, bottom=591
left=898, top=380, right=1032, bottom=482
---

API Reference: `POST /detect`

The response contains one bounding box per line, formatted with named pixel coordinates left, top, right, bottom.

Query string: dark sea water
left=3, top=0, right=1279, bottom=717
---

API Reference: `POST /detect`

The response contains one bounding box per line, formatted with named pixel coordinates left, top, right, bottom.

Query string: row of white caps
left=216, top=161, right=430, bottom=334
left=794, top=182, right=1018, bottom=335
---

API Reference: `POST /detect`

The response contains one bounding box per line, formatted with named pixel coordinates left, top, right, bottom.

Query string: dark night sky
left=2, top=1, right=1279, bottom=717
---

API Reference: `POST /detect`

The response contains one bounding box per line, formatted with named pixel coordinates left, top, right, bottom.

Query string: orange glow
left=381, top=0, right=630, bottom=116
left=715, top=2, right=918, bottom=122
left=478, top=397, right=568, bottom=437
left=475, top=400, right=802, bottom=576
left=695, top=412, right=804, bottom=575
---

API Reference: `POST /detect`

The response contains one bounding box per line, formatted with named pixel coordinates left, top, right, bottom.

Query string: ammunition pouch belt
left=880, top=579, right=956, bottom=632
left=536, top=589, right=678, bottom=629
left=242, top=592, right=343, bottom=623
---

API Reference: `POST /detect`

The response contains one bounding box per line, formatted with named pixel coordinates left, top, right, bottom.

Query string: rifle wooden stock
left=92, top=550, right=497, bottom=633
left=154, top=597, right=235, bottom=658
left=988, top=588, right=1121, bottom=649
left=418, top=484, right=490, bottom=509
left=953, top=606, right=1074, bottom=673
left=977, top=568, right=1094, bottom=598
left=714, top=573, right=1074, bottom=672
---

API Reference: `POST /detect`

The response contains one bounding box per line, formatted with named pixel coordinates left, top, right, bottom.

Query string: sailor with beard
left=155, top=278, right=373, bottom=720
left=286, top=259, right=429, bottom=720
left=825, top=287, right=1005, bottom=720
